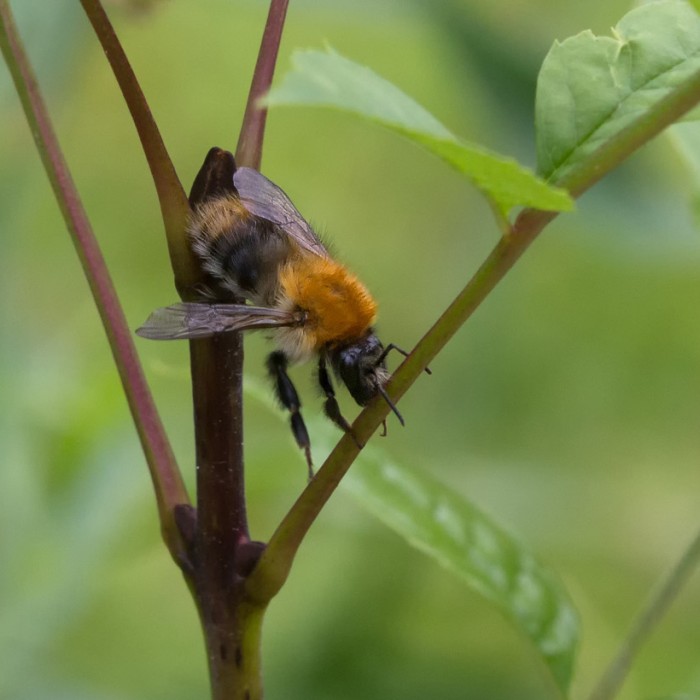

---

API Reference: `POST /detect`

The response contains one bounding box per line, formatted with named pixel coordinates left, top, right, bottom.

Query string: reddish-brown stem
left=190, top=331, right=260, bottom=700
left=79, top=0, right=199, bottom=297
left=185, top=1, right=292, bottom=696
left=79, top=0, right=293, bottom=691
left=236, top=0, right=290, bottom=168
left=0, top=0, right=190, bottom=561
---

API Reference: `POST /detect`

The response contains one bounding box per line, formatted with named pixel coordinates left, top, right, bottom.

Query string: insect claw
left=343, top=428, right=363, bottom=450
left=304, top=447, right=314, bottom=481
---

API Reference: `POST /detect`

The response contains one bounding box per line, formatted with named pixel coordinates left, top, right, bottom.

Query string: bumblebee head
left=331, top=332, right=404, bottom=425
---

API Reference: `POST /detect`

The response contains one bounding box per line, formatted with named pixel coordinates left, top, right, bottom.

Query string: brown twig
left=236, top=0, right=289, bottom=169
left=79, top=0, right=198, bottom=297
left=0, top=0, right=190, bottom=562
left=184, top=2, right=292, bottom=697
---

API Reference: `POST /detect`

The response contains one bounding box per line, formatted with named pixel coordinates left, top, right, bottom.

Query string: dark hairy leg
left=266, top=351, right=313, bottom=480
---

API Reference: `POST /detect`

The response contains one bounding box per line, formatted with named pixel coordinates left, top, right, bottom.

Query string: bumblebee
left=137, top=148, right=406, bottom=476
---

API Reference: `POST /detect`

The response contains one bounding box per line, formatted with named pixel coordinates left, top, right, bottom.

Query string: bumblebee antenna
left=377, top=385, right=405, bottom=426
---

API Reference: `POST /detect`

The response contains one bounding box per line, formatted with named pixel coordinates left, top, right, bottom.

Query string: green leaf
left=244, top=378, right=579, bottom=692
left=536, top=0, right=700, bottom=183
left=344, top=449, right=579, bottom=694
left=265, top=48, right=573, bottom=217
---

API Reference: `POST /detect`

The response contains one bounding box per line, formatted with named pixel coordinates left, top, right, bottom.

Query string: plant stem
left=249, top=59, right=700, bottom=605
left=79, top=0, right=198, bottom=297
left=236, top=0, right=290, bottom=169
left=247, top=211, right=553, bottom=601
left=0, top=0, right=190, bottom=561
left=190, top=333, right=265, bottom=700
left=80, top=0, right=292, bottom=689
left=588, top=526, right=700, bottom=700
left=186, top=0, right=292, bottom=693
left=183, top=149, right=255, bottom=694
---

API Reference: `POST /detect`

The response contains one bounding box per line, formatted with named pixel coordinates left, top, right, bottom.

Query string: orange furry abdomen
left=280, top=256, right=377, bottom=349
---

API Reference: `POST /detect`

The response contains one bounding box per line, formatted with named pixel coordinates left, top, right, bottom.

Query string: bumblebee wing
left=233, top=167, right=329, bottom=259
left=136, top=302, right=301, bottom=340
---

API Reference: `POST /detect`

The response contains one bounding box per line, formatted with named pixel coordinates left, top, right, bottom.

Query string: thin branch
left=245, top=220, right=548, bottom=602
left=247, top=66, right=700, bottom=602
left=236, top=0, right=289, bottom=168
left=0, top=0, right=190, bottom=560
left=588, top=526, right=700, bottom=700
left=79, top=0, right=199, bottom=297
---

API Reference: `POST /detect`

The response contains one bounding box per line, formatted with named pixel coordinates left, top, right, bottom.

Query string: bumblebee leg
left=318, top=357, right=363, bottom=448
left=267, top=351, right=313, bottom=480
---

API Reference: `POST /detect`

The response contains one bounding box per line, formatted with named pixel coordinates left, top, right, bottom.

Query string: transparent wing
left=233, top=167, right=329, bottom=258
left=136, top=302, right=302, bottom=340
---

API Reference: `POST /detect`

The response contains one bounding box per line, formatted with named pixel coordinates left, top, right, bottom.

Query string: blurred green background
left=2, top=0, right=700, bottom=698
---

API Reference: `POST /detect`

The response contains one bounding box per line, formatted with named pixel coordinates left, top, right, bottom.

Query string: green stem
left=198, top=601, right=267, bottom=700
left=0, top=0, right=190, bottom=561
left=588, top=526, right=700, bottom=700
left=249, top=63, right=700, bottom=603
left=247, top=213, right=552, bottom=602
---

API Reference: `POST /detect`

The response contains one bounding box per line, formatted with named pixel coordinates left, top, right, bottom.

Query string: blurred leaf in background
left=264, top=47, right=573, bottom=215
left=2, top=1, right=700, bottom=699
